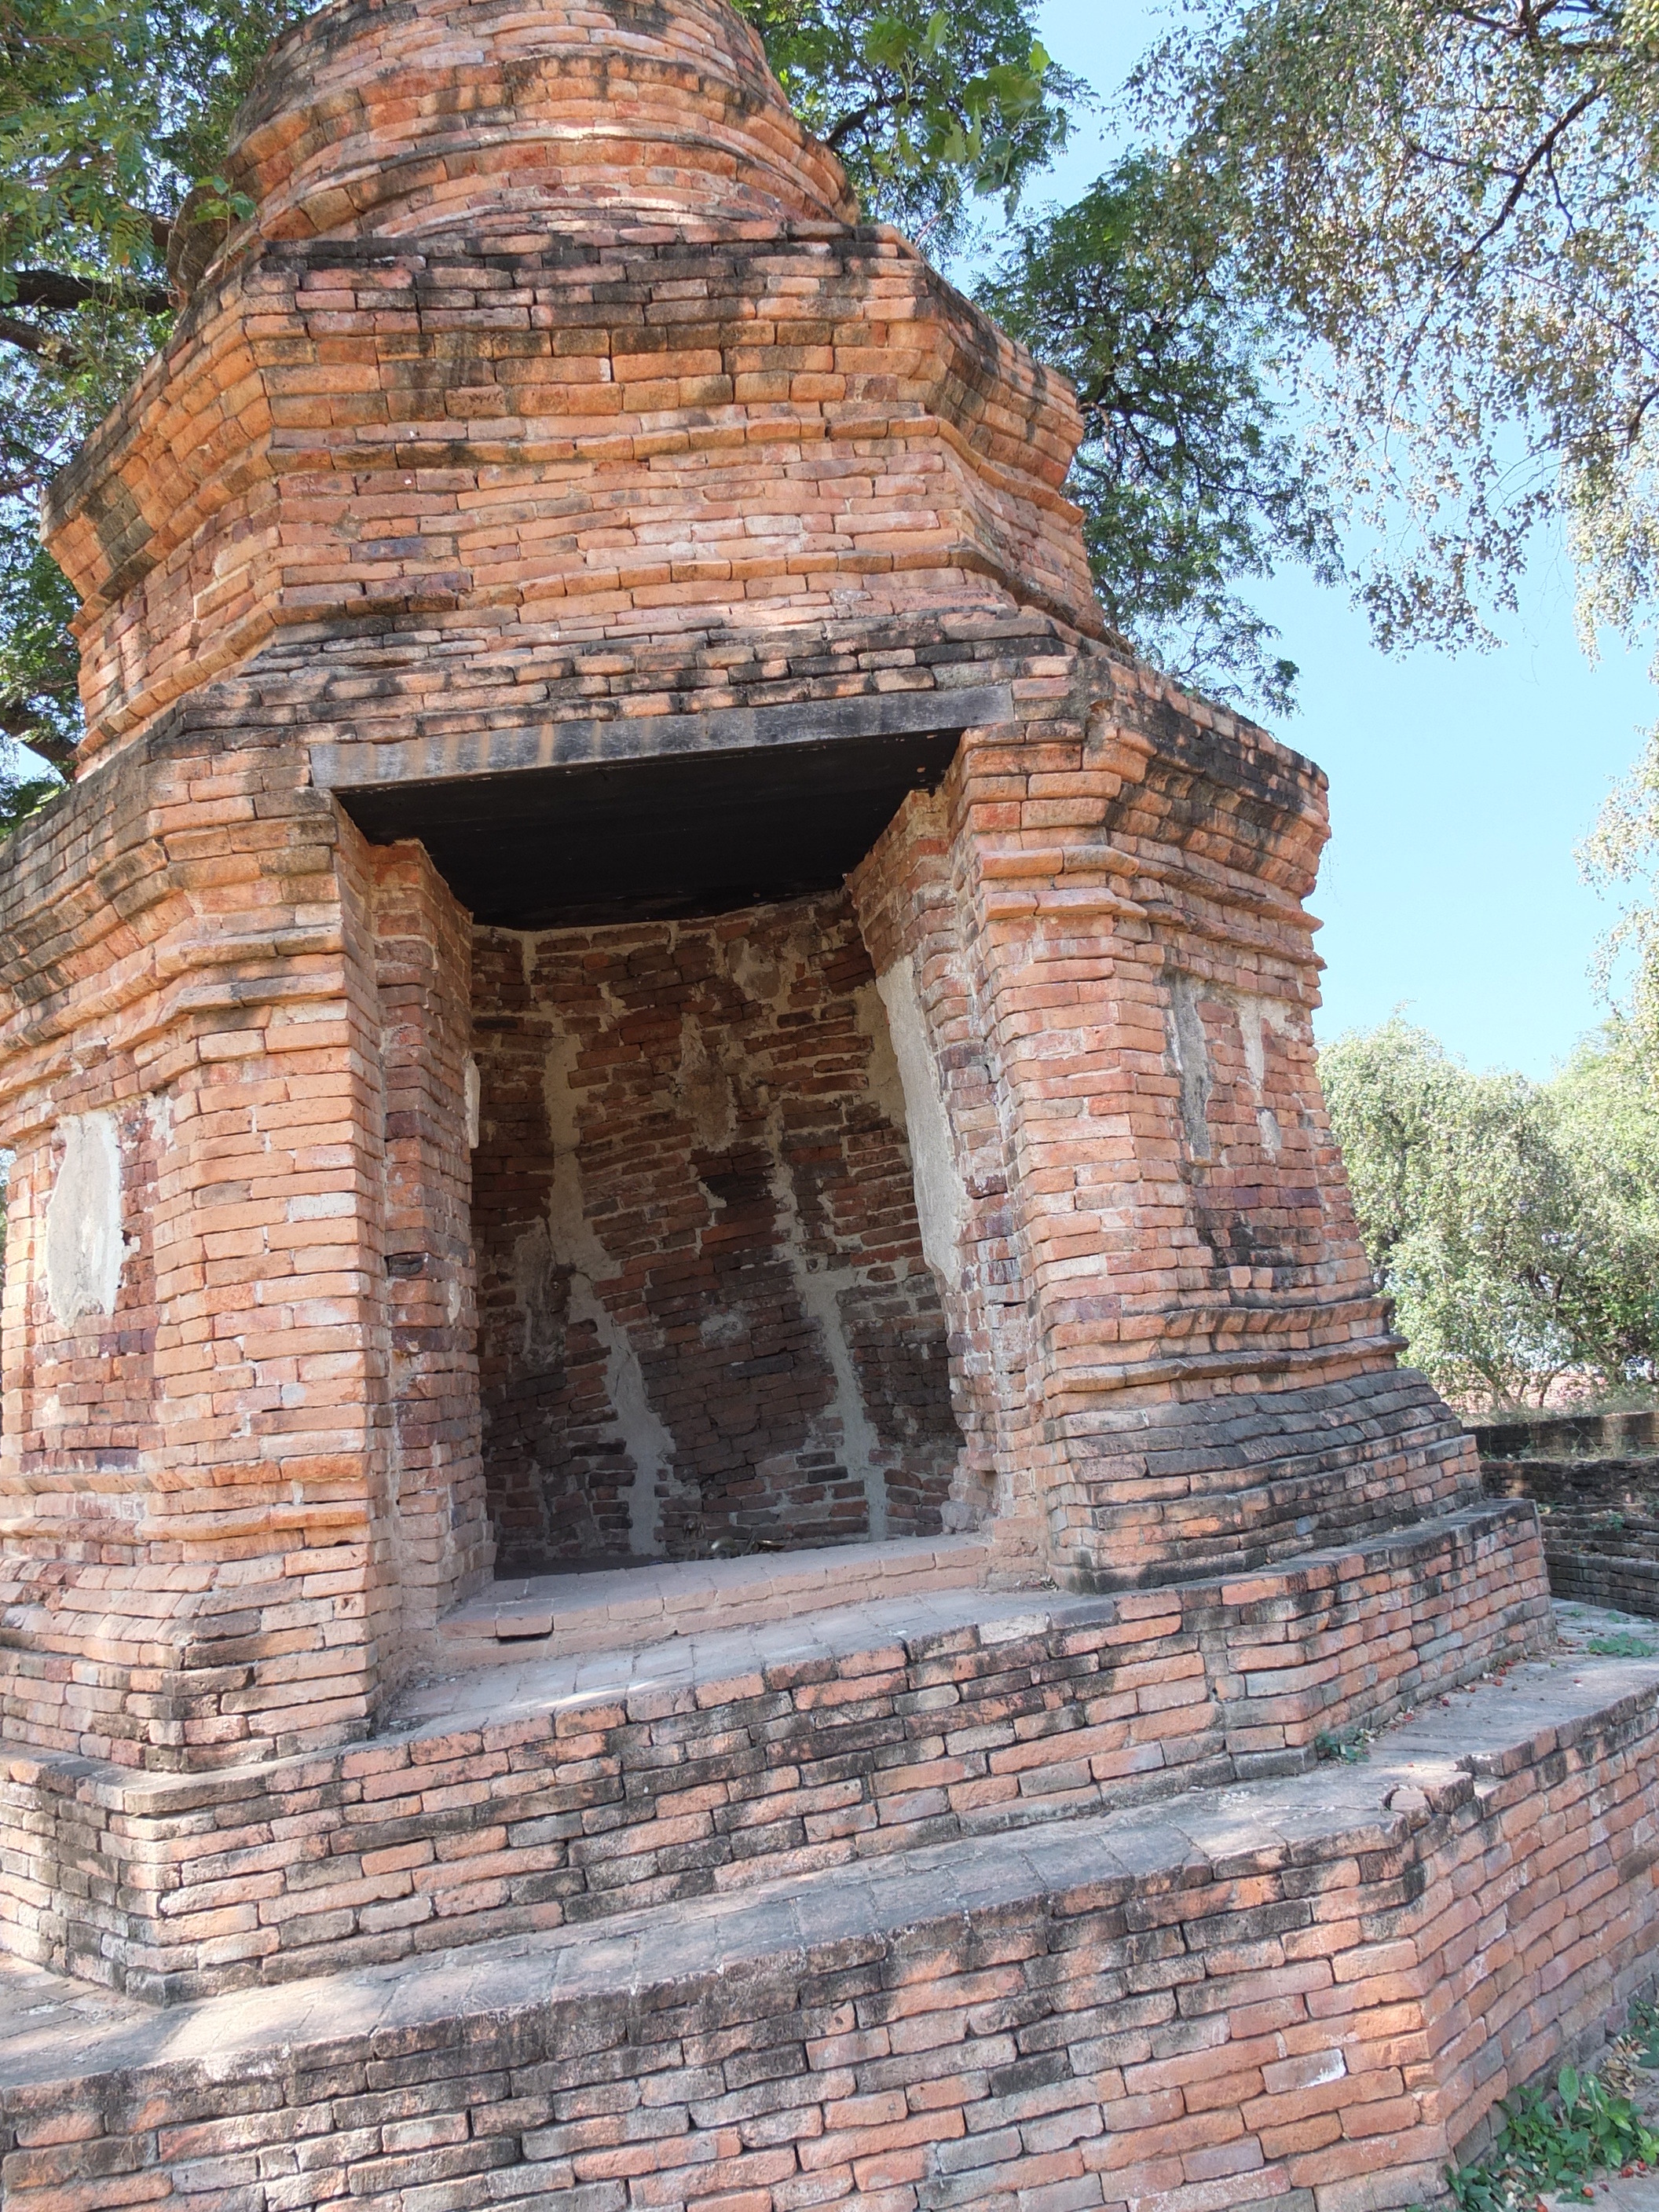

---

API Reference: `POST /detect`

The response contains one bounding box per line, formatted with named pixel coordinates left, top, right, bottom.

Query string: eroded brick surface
left=1485, top=1452, right=1659, bottom=1621
left=471, top=892, right=960, bottom=1566
left=0, top=1501, right=1547, bottom=2000
left=2, top=1654, right=1657, bottom=2212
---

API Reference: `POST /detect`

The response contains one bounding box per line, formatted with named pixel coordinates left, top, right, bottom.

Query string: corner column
left=0, top=731, right=465, bottom=1774
left=857, top=655, right=1481, bottom=1588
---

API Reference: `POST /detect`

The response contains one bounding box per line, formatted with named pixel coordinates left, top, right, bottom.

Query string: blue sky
left=1023, top=0, right=1659, bottom=1081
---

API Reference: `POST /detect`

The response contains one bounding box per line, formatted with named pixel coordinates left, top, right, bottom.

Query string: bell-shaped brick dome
left=215, top=0, right=858, bottom=257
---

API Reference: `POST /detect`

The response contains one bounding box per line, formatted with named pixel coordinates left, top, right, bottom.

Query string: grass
left=1407, top=2028, right=1659, bottom=2210
left=1313, top=1724, right=1372, bottom=1763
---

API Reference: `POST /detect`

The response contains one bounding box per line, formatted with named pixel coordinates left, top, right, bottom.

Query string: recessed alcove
left=343, top=733, right=971, bottom=1573
left=466, top=885, right=964, bottom=1569
left=334, top=726, right=963, bottom=930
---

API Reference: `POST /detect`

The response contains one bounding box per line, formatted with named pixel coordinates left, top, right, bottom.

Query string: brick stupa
left=0, top=2, right=1654, bottom=2207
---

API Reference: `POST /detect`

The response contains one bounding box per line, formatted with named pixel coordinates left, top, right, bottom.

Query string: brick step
left=1544, top=1535, right=1659, bottom=1622
left=4, top=1642, right=1659, bottom=2212
left=436, top=1533, right=1004, bottom=1665
left=1050, top=1365, right=1478, bottom=1586
left=0, top=1500, right=1547, bottom=2003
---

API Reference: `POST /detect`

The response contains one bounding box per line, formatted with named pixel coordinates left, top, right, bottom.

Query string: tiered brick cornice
left=44, top=0, right=1099, bottom=768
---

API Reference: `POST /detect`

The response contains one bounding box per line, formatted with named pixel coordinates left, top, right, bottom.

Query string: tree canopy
left=1320, top=1017, right=1659, bottom=1412
left=1133, top=0, right=1659, bottom=1034
left=739, top=0, right=1078, bottom=250
left=976, top=154, right=1337, bottom=715
left=1137, top=0, right=1659, bottom=661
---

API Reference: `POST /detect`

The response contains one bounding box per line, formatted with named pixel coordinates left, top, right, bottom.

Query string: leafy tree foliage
left=976, top=155, right=1338, bottom=714
left=1135, top=0, right=1659, bottom=1038
left=1140, top=0, right=1659, bottom=659
left=737, top=0, right=1079, bottom=251
left=1321, top=1016, right=1659, bottom=1412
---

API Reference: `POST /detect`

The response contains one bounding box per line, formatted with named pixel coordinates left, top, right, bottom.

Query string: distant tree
left=1546, top=1027, right=1659, bottom=1380
left=1320, top=1017, right=1659, bottom=1412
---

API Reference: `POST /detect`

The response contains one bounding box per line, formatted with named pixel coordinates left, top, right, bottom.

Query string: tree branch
left=1461, top=86, right=1599, bottom=265
left=6, top=266, right=170, bottom=315
left=0, top=700, right=75, bottom=773
left=0, top=310, right=86, bottom=368
left=823, top=96, right=885, bottom=148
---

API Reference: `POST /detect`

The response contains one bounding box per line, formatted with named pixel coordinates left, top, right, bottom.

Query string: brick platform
left=1484, top=1441, right=1659, bottom=1622
left=0, top=1501, right=1547, bottom=2003
left=5, top=1639, right=1659, bottom=2212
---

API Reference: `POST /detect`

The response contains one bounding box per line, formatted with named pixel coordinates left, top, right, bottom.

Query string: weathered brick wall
left=0, top=1498, right=1547, bottom=2001
left=2, top=1660, right=1650, bottom=2212
left=0, top=0, right=1488, bottom=1739
left=1483, top=1451, right=1659, bottom=1621
left=470, top=892, right=961, bottom=1566
left=370, top=843, right=492, bottom=1632
left=0, top=738, right=496, bottom=1773
left=222, top=0, right=859, bottom=251
left=0, top=7, right=1631, bottom=2196
left=0, top=726, right=398, bottom=1771
left=0, top=613, right=1487, bottom=1767
left=850, top=670, right=1483, bottom=1588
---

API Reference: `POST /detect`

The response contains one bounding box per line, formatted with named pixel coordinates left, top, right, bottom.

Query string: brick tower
left=0, top=3, right=1655, bottom=2207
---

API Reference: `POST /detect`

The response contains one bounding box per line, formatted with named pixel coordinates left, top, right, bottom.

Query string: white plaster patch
left=463, top=1055, right=482, bottom=1151
left=675, top=1016, right=736, bottom=1150
left=544, top=1031, right=670, bottom=1555
left=853, top=980, right=909, bottom=1137
left=876, top=957, right=968, bottom=1287
left=1165, top=972, right=1214, bottom=1160
left=287, top=1192, right=353, bottom=1220
left=1218, top=988, right=1295, bottom=1097
left=731, top=937, right=785, bottom=1010
left=43, top=1112, right=125, bottom=1327
left=1221, top=990, right=1295, bottom=1154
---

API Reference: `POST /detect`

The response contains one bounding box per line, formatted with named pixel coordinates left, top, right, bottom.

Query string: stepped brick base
left=0, top=1502, right=1547, bottom=2003
left=4, top=1645, right=1658, bottom=2212
left=1485, top=1454, right=1659, bottom=1623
